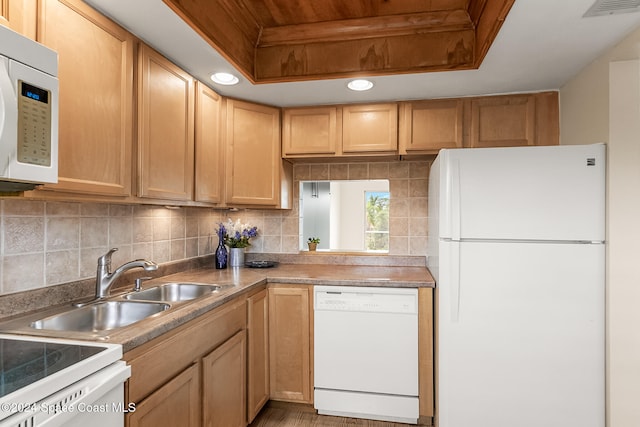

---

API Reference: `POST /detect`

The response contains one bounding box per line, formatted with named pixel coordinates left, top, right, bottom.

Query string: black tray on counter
left=245, top=260, right=279, bottom=268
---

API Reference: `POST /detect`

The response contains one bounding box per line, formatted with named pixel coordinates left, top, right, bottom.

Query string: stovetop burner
left=0, top=338, right=105, bottom=397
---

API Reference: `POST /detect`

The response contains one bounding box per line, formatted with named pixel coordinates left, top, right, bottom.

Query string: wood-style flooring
left=249, top=403, right=431, bottom=427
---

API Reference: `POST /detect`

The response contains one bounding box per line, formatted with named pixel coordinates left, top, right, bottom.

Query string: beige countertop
left=0, top=263, right=434, bottom=352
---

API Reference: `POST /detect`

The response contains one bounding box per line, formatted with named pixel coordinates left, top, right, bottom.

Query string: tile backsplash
left=292, top=160, right=430, bottom=255
left=0, top=159, right=430, bottom=296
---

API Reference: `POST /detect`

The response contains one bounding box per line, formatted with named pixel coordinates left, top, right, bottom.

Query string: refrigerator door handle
left=450, top=158, right=461, bottom=241
left=449, top=241, right=461, bottom=322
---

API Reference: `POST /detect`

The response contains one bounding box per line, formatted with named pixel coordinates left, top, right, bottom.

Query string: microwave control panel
left=17, top=80, right=52, bottom=167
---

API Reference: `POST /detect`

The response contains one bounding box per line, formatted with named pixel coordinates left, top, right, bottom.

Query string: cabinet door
left=138, top=43, right=194, bottom=201
left=342, top=103, right=398, bottom=153
left=202, top=330, right=247, bottom=427
left=282, top=107, right=339, bottom=156
left=125, top=297, right=246, bottom=405
left=1, top=0, right=36, bottom=38
left=532, top=91, right=560, bottom=146
left=38, top=0, right=134, bottom=196
left=418, top=287, right=434, bottom=418
left=468, top=94, right=536, bottom=148
left=399, top=100, right=463, bottom=154
left=128, top=363, right=200, bottom=427
left=195, top=82, right=224, bottom=203
left=247, top=288, right=269, bottom=423
left=225, top=99, right=280, bottom=206
left=269, top=285, right=312, bottom=403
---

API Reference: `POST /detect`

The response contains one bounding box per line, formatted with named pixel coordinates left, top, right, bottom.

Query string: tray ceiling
left=163, top=0, right=515, bottom=83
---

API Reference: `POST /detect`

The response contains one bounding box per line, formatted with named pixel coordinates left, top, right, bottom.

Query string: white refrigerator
left=428, top=144, right=605, bottom=427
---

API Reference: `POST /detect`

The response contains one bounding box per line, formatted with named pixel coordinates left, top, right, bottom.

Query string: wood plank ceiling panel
left=163, top=0, right=515, bottom=83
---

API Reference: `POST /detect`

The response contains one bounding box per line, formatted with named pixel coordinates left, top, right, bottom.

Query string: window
left=299, top=180, right=389, bottom=252
left=365, top=191, right=390, bottom=251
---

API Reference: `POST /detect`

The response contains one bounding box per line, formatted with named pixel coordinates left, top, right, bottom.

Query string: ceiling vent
left=584, top=0, right=640, bottom=16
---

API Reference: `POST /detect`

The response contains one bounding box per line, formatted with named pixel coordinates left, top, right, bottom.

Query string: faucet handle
left=98, top=248, right=118, bottom=266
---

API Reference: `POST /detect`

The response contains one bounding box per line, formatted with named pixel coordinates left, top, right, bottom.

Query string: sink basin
left=123, top=282, right=222, bottom=302
left=30, top=301, right=170, bottom=332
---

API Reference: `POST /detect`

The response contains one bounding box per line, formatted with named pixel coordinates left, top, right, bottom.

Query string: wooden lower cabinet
left=203, top=330, right=247, bottom=427
left=418, top=287, right=434, bottom=419
left=266, top=284, right=433, bottom=420
left=268, top=284, right=313, bottom=404
left=124, top=284, right=433, bottom=425
left=128, top=363, right=200, bottom=427
left=124, top=297, right=246, bottom=427
left=247, top=288, right=270, bottom=423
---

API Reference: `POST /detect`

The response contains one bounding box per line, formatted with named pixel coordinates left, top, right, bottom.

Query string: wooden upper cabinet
left=468, top=92, right=560, bottom=148
left=281, top=92, right=558, bottom=160
left=1, top=0, right=36, bottom=38
left=468, top=93, right=536, bottom=148
left=342, top=103, right=398, bottom=154
left=38, top=0, right=134, bottom=196
left=282, top=106, right=340, bottom=157
left=531, top=91, right=560, bottom=146
left=399, top=99, right=464, bottom=154
left=138, top=43, right=195, bottom=201
left=225, top=99, right=281, bottom=206
left=194, top=82, right=224, bottom=204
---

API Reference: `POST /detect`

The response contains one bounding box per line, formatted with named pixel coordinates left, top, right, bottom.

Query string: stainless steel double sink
left=30, top=283, right=226, bottom=333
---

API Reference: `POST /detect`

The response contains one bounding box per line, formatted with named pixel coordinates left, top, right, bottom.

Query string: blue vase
left=215, top=237, right=227, bottom=269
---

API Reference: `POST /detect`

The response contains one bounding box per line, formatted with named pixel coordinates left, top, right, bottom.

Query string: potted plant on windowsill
left=307, top=237, right=320, bottom=252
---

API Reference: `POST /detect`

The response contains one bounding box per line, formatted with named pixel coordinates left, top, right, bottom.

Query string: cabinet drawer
left=125, top=297, right=246, bottom=403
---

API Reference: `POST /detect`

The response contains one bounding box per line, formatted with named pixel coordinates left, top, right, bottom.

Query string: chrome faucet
left=95, top=248, right=158, bottom=299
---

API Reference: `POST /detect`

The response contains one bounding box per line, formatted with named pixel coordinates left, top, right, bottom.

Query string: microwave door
left=2, top=58, right=58, bottom=184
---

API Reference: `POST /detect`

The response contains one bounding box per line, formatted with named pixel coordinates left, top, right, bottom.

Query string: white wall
left=301, top=182, right=330, bottom=249
left=331, top=180, right=389, bottom=250
left=560, top=25, right=640, bottom=427
left=561, top=25, right=640, bottom=146
left=608, top=59, right=640, bottom=427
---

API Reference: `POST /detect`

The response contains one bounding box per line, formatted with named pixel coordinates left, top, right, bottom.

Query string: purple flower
left=217, top=219, right=259, bottom=248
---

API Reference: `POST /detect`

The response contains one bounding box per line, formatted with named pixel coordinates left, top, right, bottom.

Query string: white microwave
left=0, top=25, right=58, bottom=191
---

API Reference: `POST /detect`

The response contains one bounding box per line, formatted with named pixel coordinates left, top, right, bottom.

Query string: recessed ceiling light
left=347, top=79, right=374, bottom=91
left=211, top=72, right=239, bottom=85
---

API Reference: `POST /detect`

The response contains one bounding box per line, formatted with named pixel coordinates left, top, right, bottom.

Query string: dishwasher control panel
left=314, top=286, right=418, bottom=314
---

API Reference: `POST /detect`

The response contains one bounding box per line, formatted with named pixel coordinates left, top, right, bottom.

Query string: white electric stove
left=0, top=334, right=130, bottom=427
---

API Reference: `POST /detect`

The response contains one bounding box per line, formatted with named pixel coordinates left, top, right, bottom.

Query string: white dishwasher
left=314, top=285, right=419, bottom=424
